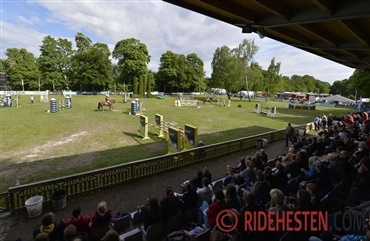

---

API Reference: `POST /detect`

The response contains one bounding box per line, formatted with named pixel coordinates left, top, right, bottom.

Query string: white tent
left=318, top=95, right=355, bottom=104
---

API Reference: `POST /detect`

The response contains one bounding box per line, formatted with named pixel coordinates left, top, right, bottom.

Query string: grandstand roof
left=163, top=0, right=370, bottom=70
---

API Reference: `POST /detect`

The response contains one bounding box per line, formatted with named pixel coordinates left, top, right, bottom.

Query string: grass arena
left=0, top=94, right=351, bottom=193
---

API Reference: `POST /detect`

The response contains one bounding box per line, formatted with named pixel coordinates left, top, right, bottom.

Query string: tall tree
left=157, top=51, right=178, bottom=93
left=211, top=39, right=259, bottom=99
left=75, top=32, right=92, bottom=51
left=186, top=53, right=205, bottom=92
left=37, top=35, right=73, bottom=91
left=70, top=42, right=113, bottom=91
left=4, top=48, right=39, bottom=90
left=264, top=57, right=281, bottom=96
left=112, top=38, right=150, bottom=88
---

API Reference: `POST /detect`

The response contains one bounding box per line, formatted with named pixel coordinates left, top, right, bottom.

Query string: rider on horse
left=105, top=94, right=110, bottom=105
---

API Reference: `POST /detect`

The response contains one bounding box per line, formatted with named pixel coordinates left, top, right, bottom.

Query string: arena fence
left=1, top=123, right=312, bottom=213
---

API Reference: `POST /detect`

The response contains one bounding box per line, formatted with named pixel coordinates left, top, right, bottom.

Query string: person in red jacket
left=206, top=189, right=230, bottom=229
left=90, top=201, right=113, bottom=229
left=64, top=205, right=91, bottom=234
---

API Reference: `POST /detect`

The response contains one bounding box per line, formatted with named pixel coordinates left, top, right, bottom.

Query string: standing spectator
left=90, top=201, right=113, bottom=229
left=285, top=123, right=295, bottom=147
left=313, top=116, right=321, bottom=131
left=321, top=114, right=327, bottom=130
left=30, top=95, right=34, bottom=104
left=64, top=205, right=91, bottom=234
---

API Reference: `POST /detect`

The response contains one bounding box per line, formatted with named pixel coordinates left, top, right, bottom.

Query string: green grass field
left=0, top=94, right=351, bottom=192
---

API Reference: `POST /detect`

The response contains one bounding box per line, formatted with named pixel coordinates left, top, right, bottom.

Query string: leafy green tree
left=75, top=32, right=92, bottom=51
left=247, top=62, right=264, bottom=92
left=186, top=53, right=205, bottom=92
left=349, top=69, right=370, bottom=98
left=157, top=51, right=178, bottom=93
left=264, top=57, right=281, bottom=96
left=211, top=39, right=259, bottom=99
left=4, top=48, right=39, bottom=90
left=37, top=35, right=73, bottom=91
left=70, top=42, right=113, bottom=91
left=112, top=38, right=150, bottom=89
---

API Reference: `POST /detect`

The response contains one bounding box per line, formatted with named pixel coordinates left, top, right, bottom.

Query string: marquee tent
left=318, top=95, right=355, bottom=104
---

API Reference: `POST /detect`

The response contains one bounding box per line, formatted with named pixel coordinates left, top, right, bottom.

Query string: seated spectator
left=160, top=187, right=183, bottom=221
left=34, top=233, right=49, bottom=241
left=273, top=162, right=288, bottom=190
left=180, top=182, right=198, bottom=212
left=231, top=157, right=246, bottom=173
left=206, top=189, right=230, bottom=229
left=90, top=201, right=113, bottom=229
left=234, top=160, right=256, bottom=186
left=225, top=184, right=241, bottom=211
left=223, top=168, right=235, bottom=186
left=268, top=188, right=291, bottom=212
left=197, top=177, right=213, bottom=205
left=264, top=166, right=275, bottom=188
left=202, top=167, right=212, bottom=183
left=242, top=191, right=264, bottom=211
left=259, top=149, right=268, bottom=163
left=63, top=224, right=77, bottom=241
left=306, top=183, right=321, bottom=210
left=314, top=163, right=332, bottom=196
left=139, top=197, right=163, bottom=231
left=64, top=205, right=91, bottom=234
left=253, top=151, right=266, bottom=171
left=102, top=229, right=120, bottom=241
left=300, top=156, right=320, bottom=181
left=189, top=170, right=203, bottom=190
left=250, top=170, right=271, bottom=206
left=33, top=212, right=65, bottom=241
left=346, top=157, right=370, bottom=206
left=351, top=141, right=369, bottom=166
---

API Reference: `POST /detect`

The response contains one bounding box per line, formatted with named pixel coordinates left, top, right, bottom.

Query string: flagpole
left=22, top=79, right=24, bottom=91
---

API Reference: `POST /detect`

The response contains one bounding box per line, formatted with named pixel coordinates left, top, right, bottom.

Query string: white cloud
left=1, top=1, right=354, bottom=84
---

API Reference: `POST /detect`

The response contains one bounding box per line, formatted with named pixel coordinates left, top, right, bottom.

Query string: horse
left=97, top=99, right=116, bottom=111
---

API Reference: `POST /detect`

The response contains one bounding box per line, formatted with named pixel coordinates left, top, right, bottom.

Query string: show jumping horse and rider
left=97, top=94, right=116, bottom=111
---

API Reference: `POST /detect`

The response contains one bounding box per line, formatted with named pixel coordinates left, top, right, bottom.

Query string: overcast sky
left=1, top=0, right=355, bottom=85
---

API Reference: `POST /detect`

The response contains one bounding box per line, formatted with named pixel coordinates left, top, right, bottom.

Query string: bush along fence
left=0, top=123, right=313, bottom=214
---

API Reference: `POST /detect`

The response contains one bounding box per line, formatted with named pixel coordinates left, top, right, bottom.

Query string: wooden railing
left=2, top=123, right=312, bottom=213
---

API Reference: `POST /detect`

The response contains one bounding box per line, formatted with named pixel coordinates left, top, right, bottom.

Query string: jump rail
left=2, top=123, right=312, bottom=213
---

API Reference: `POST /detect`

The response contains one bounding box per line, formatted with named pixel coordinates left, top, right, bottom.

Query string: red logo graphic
left=216, top=209, right=238, bottom=232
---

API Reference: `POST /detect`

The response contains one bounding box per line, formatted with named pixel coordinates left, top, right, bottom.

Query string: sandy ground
left=0, top=139, right=287, bottom=241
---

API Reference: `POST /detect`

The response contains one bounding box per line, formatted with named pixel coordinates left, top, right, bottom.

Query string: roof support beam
left=256, top=0, right=370, bottom=28
left=295, top=25, right=336, bottom=46
left=199, top=0, right=255, bottom=22
left=338, top=20, right=369, bottom=46
left=252, top=0, right=290, bottom=20
left=310, top=0, right=334, bottom=14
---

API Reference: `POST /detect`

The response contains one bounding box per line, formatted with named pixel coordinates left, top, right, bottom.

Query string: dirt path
left=1, top=139, right=288, bottom=241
